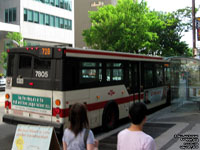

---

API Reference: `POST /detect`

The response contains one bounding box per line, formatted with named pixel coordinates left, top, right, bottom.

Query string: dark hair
left=129, top=102, right=147, bottom=125
left=69, top=103, right=89, bottom=136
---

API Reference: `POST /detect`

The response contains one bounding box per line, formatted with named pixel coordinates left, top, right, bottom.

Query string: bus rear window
left=19, top=55, right=32, bottom=69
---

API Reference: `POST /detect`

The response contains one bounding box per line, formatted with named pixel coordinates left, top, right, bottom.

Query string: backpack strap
left=84, top=128, right=90, bottom=148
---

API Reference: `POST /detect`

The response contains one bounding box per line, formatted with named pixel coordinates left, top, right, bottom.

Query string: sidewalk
left=97, top=101, right=200, bottom=150
left=146, top=101, right=200, bottom=150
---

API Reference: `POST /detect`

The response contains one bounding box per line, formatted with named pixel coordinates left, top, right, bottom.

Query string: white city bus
left=3, top=46, right=171, bottom=135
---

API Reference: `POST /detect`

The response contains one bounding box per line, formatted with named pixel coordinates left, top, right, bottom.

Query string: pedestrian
left=117, top=102, right=156, bottom=150
left=62, top=103, right=98, bottom=150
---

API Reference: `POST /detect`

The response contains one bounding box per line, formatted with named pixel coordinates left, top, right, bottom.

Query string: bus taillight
left=55, top=99, right=61, bottom=106
left=5, top=101, right=11, bottom=109
left=5, top=94, right=10, bottom=99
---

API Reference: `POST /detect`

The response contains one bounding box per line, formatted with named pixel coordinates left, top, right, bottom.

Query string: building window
left=39, top=13, right=45, bottom=25
left=50, top=15, right=55, bottom=27
left=45, top=14, right=50, bottom=25
left=24, top=8, right=72, bottom=30
left=5, top=8, right=17, bottom=23
left=24, top=9, right=27, bottom=21
left=33, top=11, right=39, bottom=23
left=55, top=17, right=60, bottom=27
left=5, top=9, right=9, bottom=23
left=27, top=10, right=33, bottom=22
left=55, top=0, right=59, bottom=7
left=50, top=0, right=55, bottom=6
left=13, top=8, right=16, bottom=22
left=34, top=0, right=72, bottom=11
left=60, top=18, right=64, bottom=28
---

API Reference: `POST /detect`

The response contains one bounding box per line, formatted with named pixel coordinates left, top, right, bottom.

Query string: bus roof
left=8, top=46, right=168, bottom=62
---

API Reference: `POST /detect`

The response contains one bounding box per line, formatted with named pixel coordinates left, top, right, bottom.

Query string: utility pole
left=192, top=0, right=196, bottom=56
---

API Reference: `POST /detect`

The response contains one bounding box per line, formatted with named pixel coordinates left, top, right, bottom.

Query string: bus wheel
left=102, top=101, right=119, bottom=131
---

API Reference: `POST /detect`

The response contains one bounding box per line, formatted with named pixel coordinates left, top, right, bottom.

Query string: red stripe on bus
left=52, top=93, right=144, bottom=118
left=65, top=49, right=163, bottom=60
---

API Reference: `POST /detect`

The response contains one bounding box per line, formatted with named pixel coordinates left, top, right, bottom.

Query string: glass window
left=39, top=13, right=45, bottom=24
left=13, top=8, right=16, bottom=22
left=9, top=9, right=13, bottom=22
left=55, top=0, right=59, bottom=7
left=64, top=19, right=68, bottom=29
left=5, top=9, right=9, bottom=23
left=45, top=0, right=50, bottom=3
left=24, top=9, right=27, bottom=21
left=60, top=0, right=64, bottom=8
left=106, top=63, right=123, bottom=81
left=33, top=11, right=39, bottom=23
left=60, top=18, right=64, bottom=28
left=55, top=17, right=60, bottom=27
left=113, top=69, right=123, bottom=81
left=80, top=62, right=102, bottom=84
left=27, top=10, right=33, bottom=22
left=144, top=64, right=154, bottom=88
left=69, top=20, right=72, bottom=30
left=45, top=14, right=50, bottom=25
left=50, top=15, right=55, bottom=26
left=50, top=0, right=55, bottom=5
left=19, top=55, right=32, bottom=69
left=156, top=64, right=163, bottom=86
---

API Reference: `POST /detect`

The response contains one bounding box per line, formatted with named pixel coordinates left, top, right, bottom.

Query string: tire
left=102, top=101, right=119, bottom=131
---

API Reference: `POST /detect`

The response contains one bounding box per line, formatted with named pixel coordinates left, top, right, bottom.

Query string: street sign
left=12, top=124, right=60, bottom=150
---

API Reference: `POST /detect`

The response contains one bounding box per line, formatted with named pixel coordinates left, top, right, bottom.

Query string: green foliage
left=0, top=32, right=26, bottom=72
left=83, top=0, right=195, bottom=57
left=83, top=0, right=157, bottom=53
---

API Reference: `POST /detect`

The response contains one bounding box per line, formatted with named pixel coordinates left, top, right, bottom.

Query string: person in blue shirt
left=62, top=103, right=98, bottom=150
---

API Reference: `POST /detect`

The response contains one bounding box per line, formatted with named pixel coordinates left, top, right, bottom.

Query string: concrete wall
left=74, top=0, right=117, bottom=48
left=0, top=0, right=20, bottom=25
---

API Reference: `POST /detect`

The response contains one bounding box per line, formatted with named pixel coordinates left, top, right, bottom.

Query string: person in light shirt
left=117, top=102, right=156, bottom=150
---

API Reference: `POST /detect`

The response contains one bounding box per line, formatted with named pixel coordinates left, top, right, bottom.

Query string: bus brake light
left=29, top=82, right=34, bottom=86
left=5, top=101, right=11, bottom=109
left=26, top=48, right=29, bottom=51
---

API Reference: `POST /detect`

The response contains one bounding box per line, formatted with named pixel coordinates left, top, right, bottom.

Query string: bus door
left=127, top=62, right=139, bottom=101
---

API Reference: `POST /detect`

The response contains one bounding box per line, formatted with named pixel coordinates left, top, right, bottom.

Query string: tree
left=83, top=0, right=194, bottom=57
left=0, top=32, right=26, bottom=71
left=83, top=0, right=157, bottom=53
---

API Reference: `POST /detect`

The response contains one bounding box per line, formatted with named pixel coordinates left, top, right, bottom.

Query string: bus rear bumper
left=3, top=114, right=63, bottom=135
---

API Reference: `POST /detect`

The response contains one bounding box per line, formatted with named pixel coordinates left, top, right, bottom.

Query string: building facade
left=0, top=0, right=74, bottom=73
left=74, top=0, right=117, bottom=48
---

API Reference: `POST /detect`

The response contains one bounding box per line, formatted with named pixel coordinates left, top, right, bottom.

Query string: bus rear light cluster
left=5, top=101, right=11, bottom=109
left=26, top=47, right=39, bottom=51
left=5, top=94, right=10, bottom=99
left=55, top=99, right=61, bottom=106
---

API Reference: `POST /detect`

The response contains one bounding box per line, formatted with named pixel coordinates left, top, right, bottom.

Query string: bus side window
left=155, top=64, right=164, bottom=86
left=106, top=62, right=123, bottom=82
left=144, top=63, right=154, bottom=88
left=7, top=54, right=15, bottom=76
left=80, top=62, right=102, bottom=84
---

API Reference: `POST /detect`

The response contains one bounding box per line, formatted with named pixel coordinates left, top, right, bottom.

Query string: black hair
left=129, top=102, right=147, bottom=125
left=69, top=103, right=89, bottom=136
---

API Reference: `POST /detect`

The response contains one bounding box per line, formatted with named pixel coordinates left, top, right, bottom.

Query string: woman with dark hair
left=62, top=103, right=98, bottom=150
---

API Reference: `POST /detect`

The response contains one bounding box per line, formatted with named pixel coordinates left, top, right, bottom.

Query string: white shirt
left=117, top=129, right=156, bottom=150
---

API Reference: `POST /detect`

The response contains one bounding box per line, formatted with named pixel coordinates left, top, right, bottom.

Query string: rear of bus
left=3, top=47, right=65, bottom=135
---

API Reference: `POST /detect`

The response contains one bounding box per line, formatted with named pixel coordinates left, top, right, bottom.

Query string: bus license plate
left=16, top=78, right=24, bottom=84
